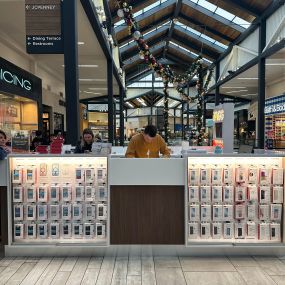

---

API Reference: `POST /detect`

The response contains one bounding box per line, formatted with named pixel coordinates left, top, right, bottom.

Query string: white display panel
left=187, top=156, right=284, bottom=244
left=8, top=155, right=108, bottom=245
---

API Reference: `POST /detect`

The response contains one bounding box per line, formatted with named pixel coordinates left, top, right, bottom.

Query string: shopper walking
left=0, top=130, right=11, bottom=160
left=125, top=125, right=170, bottom=158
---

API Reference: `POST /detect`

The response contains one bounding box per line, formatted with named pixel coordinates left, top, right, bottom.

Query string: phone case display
left=187, top=156, right=284, bottom=244
left=9, top=156, right=108, bottom=245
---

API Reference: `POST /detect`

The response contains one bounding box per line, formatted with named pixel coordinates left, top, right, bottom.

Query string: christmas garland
left=116, top=1, right=214, bottom=143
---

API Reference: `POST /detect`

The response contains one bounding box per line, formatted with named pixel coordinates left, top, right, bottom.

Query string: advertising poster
left=11, top=130, right=30, bottom=153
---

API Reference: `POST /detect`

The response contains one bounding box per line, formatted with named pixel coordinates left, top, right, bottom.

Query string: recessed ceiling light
left=83, top=91, right=102, bottom=95
left=78, top=42, right=85, bottom=45
left=266, top=63, right=285, bottom=66
left=226, top=90, right=248, bottom=94
left=237, top=78, right=258, bottom=80
left=79, top=79, right=106, bottom=82
left=88, top=87, right=108, bottom=90
left=79, top=65, right=99, bottom=68
left=221, top=86, right=247, bottom=89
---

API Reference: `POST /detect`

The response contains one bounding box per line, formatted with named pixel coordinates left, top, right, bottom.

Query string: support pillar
left=107, top=59, right=114, bottom=144
left=119, top=86, right=124, bottom=146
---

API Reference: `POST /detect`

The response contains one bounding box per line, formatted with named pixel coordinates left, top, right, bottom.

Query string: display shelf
left=186, top=155, right=285, bottom=246
left=7, top=155, right=109, bottom=247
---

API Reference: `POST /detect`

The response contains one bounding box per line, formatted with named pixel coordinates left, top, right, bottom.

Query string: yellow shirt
left=125, top=133, right=171, bottom=158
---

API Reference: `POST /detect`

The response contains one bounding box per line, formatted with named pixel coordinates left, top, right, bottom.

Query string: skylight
left=176, top=21, right=228, bottom=50
left=189, top=0, right=251, bottom=29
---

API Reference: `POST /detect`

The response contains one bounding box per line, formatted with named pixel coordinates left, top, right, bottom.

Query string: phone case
left=200, top=168, right=211, bottom=185
left=200, top=186, right=211, bottom=203
left=85, top=169, right=95, bottom=183
left=26, top=186, right=36, bottom=203
left=189, top=168, right=200, bottom=185
left=84, top=223, right=94, bottom=238
left=95, top=223, right=106, bottom=238
left=38, top=185, right=48, bottom=202
left=97, top=168, right=107, bottom=183
left=50, top=223, right=60, bottom=239
left=235, top=222, right=246, bottom=239
left=26, top=167, right=36, bottom=184
left=62, top=204, right=72, bottom=220
left=13, top=187, right=23, bottom=202
left=270, top=223, right=281, bottom=241
left=50, top=185, right=60, bottom=202
left=73, top=223, right=83, bottom=238
left=188, top=222, right=200, bottom=239
left=26, top=223, right=37, bottom=239
left=85, top=204, right=96, bottom=220
left=247, top=204, right=257, bottom=220
left=259, top=204, right=270, bottom=221
left=201, top=204, right=211, bottom=222
left=85, top=186, right=95, bottom=202
left=72, top=204, right=82, bottom=220
left=189, top=204, right=200, bottom=222
left=259, top=186, right=271, bottom=204
left=259, top=222, right=270, bottom=240
left=270, top=204, right=282, bottom=221
left=247, top=221, right=257, bottom=239
left=39, top=163, right=48, bottom=177
left=223, top=205, right=234, bottom=221
left=235, top=186, right=247, bottom=202
left=223, top=167, right=234, bottom=184
left=97, top=204, right=107, bottom=220
left=14, top=223, right=24, bottom=239
left=236, top=167, right=247, bottom=183
left=212, top=168, right=222, bottom=185
left=62, top=223, right=72, bottom=238
left=212, top=186, right=223, bottom=203
left=75, top=169, right=84, bottom=183
left=49, top=205, right=60, bottom=220
left=212, top=222, right=223, bottom=239
left=248, top=185, right=258, bottom=202
left=272, top=186, right=283, bottom=204
left=223, top=222, right=234, bottom=239
left=37, top=223, right=48, bottom=239
left=272, top=168, right=284, bottom=185
left=74, top=186, right=84, bottom=202
left=189, top=186, right=199, bottom=203
left=26, top=204, right=36, bottom=221
left=12, top=168, right=22, bottom=183
left=51, top=164, right=60, bottom=177
left=248, top=167, right=258, bottom=184
left=223, top=186, right=234, bottom=203
left=235, top=204, right=246, bottom=220
left=37, top=205, right=48, bottom=220
left=62, top=185, right=72, bottom=202
left=14, top=205, right=23, bottom=221
left=200, top=222, right=211, bottom=239
left=259, top=168, right=272, bottom=185
left=213, top=205, right=223, bottom=222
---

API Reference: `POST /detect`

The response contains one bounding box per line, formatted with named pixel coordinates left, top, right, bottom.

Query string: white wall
left=266, top=79, right=285, bottom=99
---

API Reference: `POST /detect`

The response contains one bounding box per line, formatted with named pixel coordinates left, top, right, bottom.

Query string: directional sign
left=25, top=0, right=63, bottom=54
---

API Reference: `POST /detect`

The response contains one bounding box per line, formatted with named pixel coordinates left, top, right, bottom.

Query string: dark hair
left=83, top=128, right=94, bottom=138
left=0, top=130, right=7, bottom=139
left=144, top=125, right=157, bottom=138
left=35, top=130, right=42, bottom=137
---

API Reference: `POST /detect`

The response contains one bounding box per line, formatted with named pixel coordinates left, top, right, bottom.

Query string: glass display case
left=8, top=155, right=108, bottom=246
left=186, top=155, right=284, bottom=245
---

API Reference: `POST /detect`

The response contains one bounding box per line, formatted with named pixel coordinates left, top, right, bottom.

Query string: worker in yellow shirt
left=125, top=125, right=170, bottom=158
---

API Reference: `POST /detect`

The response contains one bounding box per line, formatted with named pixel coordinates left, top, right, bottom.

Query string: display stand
left=212, top=103, right=234, bottom=153
left=5, top=154, right=109, bottom=256
left=186, top=154, right=285, bottom=247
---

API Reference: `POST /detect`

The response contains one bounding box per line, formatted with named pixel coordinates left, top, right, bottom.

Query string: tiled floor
left=0, top=256, right=285, bottom=284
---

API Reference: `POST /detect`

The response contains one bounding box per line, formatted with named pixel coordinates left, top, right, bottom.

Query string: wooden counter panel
left=0, top=187, right=8, bottom=246
left=110, top=186, right=184, bottom=244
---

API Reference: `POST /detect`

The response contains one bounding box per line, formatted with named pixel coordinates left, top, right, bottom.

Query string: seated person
left=125, top=125, right=170, bottom=158
left=0, top=130, right=11, bottom=160
left=75, top=128, right=94, bottom=153
left=31, top=130, right=48, bottom=151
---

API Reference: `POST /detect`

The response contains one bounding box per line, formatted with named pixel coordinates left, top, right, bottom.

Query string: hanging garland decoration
left=116, top=0, right=214, bottom=140
left=163, top=81, right=170, bottom=143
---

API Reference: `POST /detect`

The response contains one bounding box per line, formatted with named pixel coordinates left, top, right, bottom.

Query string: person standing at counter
left=125, top=125, right=170, bottom=158
left=0, top=130, right=11, bottom=160
left=75, top=128, right=94, bottom=153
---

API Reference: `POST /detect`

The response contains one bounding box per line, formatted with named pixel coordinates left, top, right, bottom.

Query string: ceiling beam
left=174, top=25, right=226, bottom=53
left=223, top=0, right=260, bottom=17
left=118, top=15, right=171, bottom=45
left=178, top=13, right=233, bottom=43
left=163, top=0, right=183, bottom=57
left=120, top=25, right=169, bottom=54
left=182, top=0, right=245, bottom=33
left=165, top=53, right=192, bottom=69
left=115, top=0, right=176, bottom=34
left=172, top=33, right=219, bottom=59
left=121, top=31, right=168, bottom=61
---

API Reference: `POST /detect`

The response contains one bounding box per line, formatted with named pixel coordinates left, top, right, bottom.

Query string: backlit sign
left=213, top=110, right=224, bottom=122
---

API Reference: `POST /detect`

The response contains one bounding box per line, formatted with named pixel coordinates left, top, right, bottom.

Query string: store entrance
left=42, top=105, right=52, bottom=141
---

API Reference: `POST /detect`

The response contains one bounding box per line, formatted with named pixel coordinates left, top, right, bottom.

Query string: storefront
left=265, top=94, right=285, bottom=149
left=0, top=57, right=42, bottom=138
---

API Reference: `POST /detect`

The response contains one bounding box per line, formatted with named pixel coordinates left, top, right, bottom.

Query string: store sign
left=0, top=68, right=32, bottom=91
left=265, top=94, right=285, bottom=116
left=213, top=110, right=224, bottom=122
left=25, top=0, right=63, bottom=54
